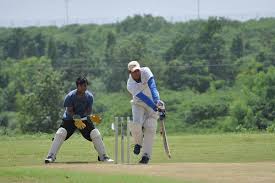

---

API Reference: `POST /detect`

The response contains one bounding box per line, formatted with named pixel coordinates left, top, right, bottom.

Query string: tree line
left=0, top=15, right=274, bottom=134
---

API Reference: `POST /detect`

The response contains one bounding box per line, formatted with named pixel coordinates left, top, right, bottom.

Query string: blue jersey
left=62, top=89, right=94, bottom=120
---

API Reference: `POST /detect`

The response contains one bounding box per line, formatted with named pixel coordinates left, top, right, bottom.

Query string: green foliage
left=1, top=28, right=47, bottom=59
left=185, top=103, right=228, bottom=125
left=104, top=33, right=148, bottom=92
left=93, top=92, right=131, bottom=135
left=267, top=123, right=275, bottom=133
left=0, top=112, right=18, bottom=130
left=234, top=66, right=275, bottom=130
left=163, top=60, right=211, bottom=92
left=0, top=16, right=275, bottom=133
left=116, top=14, right=170, bottom=34
left=230, top=34, right=244, bottom=59
left=2, top=57, right=63, bottom=133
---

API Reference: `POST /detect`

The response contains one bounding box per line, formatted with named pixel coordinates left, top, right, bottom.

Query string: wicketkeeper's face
left=77, top=83, right=87, bottom=93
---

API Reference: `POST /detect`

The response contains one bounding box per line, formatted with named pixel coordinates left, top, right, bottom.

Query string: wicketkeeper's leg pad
left=47, top=127, right=67, bottom=159
left=90, top=129, right=106, bottom=160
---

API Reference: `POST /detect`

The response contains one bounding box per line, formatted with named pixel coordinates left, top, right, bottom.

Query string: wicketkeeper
left=127, top=61, right=165, bottom=164
left=45, top=77, right=113, bottom=163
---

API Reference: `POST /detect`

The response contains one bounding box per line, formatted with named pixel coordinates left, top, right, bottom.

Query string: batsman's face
left=130, top=69, right=141, bottom=80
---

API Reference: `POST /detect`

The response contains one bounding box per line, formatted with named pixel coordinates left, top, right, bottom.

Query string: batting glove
left=156, top=100, right=165, bottom=112
left=159, top=111, right=166, bottom=120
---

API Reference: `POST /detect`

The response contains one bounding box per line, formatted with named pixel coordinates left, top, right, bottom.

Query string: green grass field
left=0, top=133, right=275, bottom=183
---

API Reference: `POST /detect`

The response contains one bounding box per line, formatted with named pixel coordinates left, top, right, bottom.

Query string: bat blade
left=159, top=119, right=171, bottom=159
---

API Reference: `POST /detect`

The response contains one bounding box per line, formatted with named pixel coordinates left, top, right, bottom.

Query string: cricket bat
left=159, top=118, right=171, bottom=158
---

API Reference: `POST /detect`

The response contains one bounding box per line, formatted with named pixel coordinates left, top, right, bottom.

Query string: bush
left=267, top=122, right=275, bottom=133
left=0, top=112, right=18, bottom=130
left=185, top=103, right=228, bottom=124
left=216, top=116, right=238, bottom=132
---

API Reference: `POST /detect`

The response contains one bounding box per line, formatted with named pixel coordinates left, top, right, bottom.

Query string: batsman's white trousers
left=130, top=100, right=158, bottom=158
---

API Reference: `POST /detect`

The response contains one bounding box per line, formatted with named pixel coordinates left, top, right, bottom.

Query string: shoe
left=139, top=156, right=149, bottom=164
left=45, top=155, right=55, bottom=164
left=133, top=144, right=142, bottom=155
left=98, top=155, right=114, bottom=162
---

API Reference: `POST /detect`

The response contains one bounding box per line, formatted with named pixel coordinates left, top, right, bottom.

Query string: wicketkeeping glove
left=73, top=115, right=86, bottom=129
left=89, top=114, right=102, bottom=125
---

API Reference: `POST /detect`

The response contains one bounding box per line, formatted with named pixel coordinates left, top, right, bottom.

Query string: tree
left=230, top=34, right=244, bottom=59
left=104, top=31, right=116, bottom=63
left=3, top=28, right=28, bottom=59
left=47, top=37, right=57, bottom=60
left=236, top=66, right=275, bottom=130
left=104, top=34, right=148, bottom=92
left=17, top=71, right=63, bottom=132
left=8, top=57, right=63, bottom=133
left=116, top=14, right=169, bottom=34
left=164, top=35, right=196, bottom=61
left=197, top=17, right=227, bottom=80
left=163, top=59, right=211, bottom=92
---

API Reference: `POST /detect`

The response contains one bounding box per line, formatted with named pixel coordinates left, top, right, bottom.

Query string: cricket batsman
left=127, top=61, right=165, bottom=164
left=45, top=77, right=113, bottom=163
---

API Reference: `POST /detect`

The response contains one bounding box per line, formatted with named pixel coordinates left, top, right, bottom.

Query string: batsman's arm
left=136, top=92, right=157, bottom=111
left=135, top=81, right=164, bottom=113
left=127, top=78, right=157, bottom=111
left=148, top=77, right=160, bottom=103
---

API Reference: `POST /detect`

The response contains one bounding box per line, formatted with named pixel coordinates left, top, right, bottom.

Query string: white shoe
left=103, top=157, right=114, bottom=162
left=98, top=155, right=114, bottom=163
left=45, top=155, right=55, bottom=164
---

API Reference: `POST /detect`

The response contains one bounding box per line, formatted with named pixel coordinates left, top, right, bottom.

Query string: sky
left=0, top=0, right=275, bottom=27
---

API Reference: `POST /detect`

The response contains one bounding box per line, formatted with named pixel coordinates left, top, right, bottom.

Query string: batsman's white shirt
left=127, top=67, right=154, bottom=104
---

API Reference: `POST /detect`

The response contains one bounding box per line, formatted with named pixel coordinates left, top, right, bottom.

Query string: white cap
left=128, top=61, right=141, bottom=72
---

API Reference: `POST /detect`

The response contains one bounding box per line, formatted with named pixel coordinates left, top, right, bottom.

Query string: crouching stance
left=127, top=61, right=165, bottom=164
left=45, top=77, right=113, bottom=163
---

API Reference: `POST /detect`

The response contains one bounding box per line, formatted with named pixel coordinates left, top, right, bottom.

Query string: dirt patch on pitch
left=44, top=162, right=275, bottom=183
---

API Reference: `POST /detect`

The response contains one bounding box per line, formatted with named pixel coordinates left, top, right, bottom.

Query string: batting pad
left=128, top=122, right=143, bottom=145
left=142, top=118, right=157, bottom=158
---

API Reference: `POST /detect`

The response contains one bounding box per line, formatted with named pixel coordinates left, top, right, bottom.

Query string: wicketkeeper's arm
left=66, top=107, right=75, bottom=118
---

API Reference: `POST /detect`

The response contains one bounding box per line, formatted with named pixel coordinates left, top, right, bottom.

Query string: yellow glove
left=89, top=114, right=102, bottom=125
left=73, top=116, right=86, bottom=130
